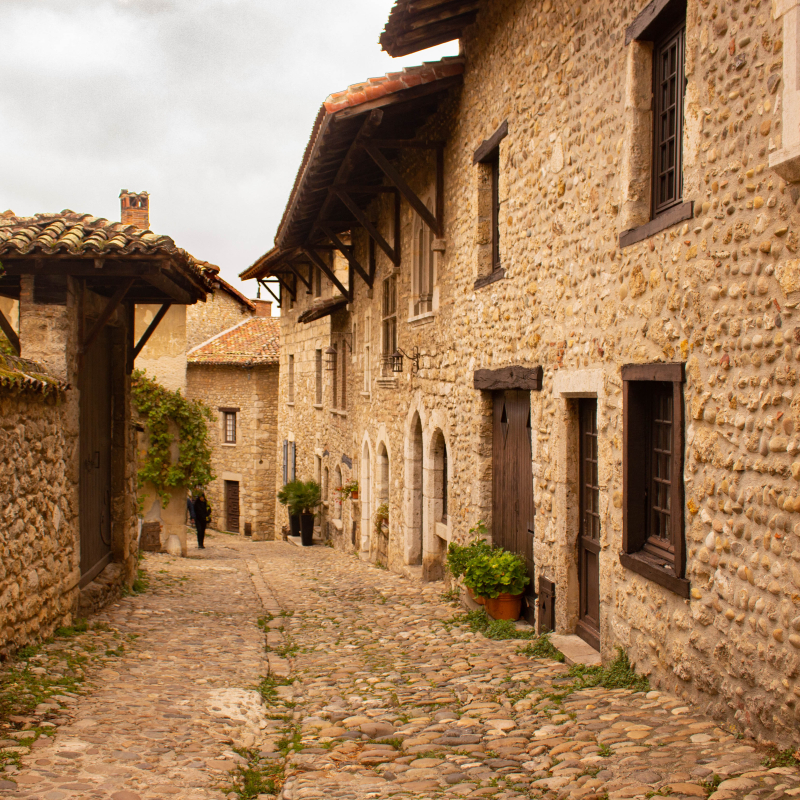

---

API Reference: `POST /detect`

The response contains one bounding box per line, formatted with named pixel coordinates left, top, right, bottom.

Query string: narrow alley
left=2, top=537, right=799, bottom=800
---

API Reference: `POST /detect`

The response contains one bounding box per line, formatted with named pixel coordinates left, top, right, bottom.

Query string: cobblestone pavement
left=2, top=536, right=799, bottom=800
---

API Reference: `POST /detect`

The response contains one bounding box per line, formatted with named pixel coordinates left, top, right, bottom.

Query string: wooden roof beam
left=332, top=187, right=399, bottom=268
left=318, top=223, right=373, bottom=288
left=285, top=261, right=313, bottom=292
left=133, top=303, right=172, bottom=360
left=0, top=306, right=20, bottom=355
left=80, top=278, right=134, bottom=356
left=303, top=247, right=351, bottom=301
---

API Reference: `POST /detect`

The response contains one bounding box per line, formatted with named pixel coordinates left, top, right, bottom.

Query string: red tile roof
left=187, top=317, right=280, bottom=367
left=0, top=353, right=67, bottom=394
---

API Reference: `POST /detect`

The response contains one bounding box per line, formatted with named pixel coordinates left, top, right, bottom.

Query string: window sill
left=474, top=268, right=505, bottom=291
left=408, top=311, right=436, bottom=327
left=313, top=403, right=323, bottom=410
left=619, top=201, right=694, bottom=248
left=331, top=518, right=343, bottom=531
left=330, top=408, right=348, bottom=417
left=376, top=377, right=398, bottom=389
left=221, top=442, right=237, bottom=448
left=286, top=402, right=295, bottom=407
left=619, top=551, right=690, bottom=598
left=359, top=390, right=371, bottom=398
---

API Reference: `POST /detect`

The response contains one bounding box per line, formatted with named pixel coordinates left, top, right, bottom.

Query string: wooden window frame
left=473, top=121, right=508, bottom=291
left=223, top=411, right=237, bottom=444
left=621, top=362, right=689, bottom=597
left=381, top=275, right=397, bottom=375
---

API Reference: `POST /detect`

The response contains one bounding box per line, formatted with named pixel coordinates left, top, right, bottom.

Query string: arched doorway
left=360, top=441, right=371, bottom=554
left=375, top=442, right=390, bottom=565
left=405, top=415, right=423, bottom=566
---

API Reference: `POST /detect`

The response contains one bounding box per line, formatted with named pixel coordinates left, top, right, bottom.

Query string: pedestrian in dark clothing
left=194, top=493, right=209, bottom=549
left=186, top=495, right=196, bottom=529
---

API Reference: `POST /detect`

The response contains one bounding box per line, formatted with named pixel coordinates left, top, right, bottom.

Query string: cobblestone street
left=2, top=536, right=799, bottom=800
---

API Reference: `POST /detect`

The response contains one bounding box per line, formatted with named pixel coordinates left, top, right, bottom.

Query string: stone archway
left=405, top=414, right=423, bottom=566
left=360, top=439, right=372, bottom=555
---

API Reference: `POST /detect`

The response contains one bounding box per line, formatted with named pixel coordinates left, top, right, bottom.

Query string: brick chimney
left=120, top=190, right=150, bottom=229
left=253, top=299, right=272, bottom=317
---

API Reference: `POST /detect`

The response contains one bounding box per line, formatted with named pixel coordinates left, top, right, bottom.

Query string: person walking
left=193, top=491, right=209, bottom=549
left=186, top=493, right=196, bottom=529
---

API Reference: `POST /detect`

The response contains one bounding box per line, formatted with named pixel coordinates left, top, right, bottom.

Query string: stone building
left=0, top=211, right=208, bottom=653
left=242, top=0, right=800, bottom=746
left=186, top=306, right=280, bottom=540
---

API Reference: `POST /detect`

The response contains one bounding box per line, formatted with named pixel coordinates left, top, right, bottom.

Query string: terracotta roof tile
left=187, top=317, right=280, bottom=367
left=0, top=353, right=68, bottom=394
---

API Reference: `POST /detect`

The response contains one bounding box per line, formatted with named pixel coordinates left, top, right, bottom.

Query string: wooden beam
left=335, top=75, right=462, bottom=118
left=405, top=0, right=480, bottom=29
left=259, top=279, right=282, bottom=308
left=141, top=271, right=193, bottom=304
left=331, top=188, right=400, bottom=267
left=1, top=260, right=159, bottom=277
left=80, top=279, right=134, bottom=355
left=318, top=223, right=373, bottom=287
left=473, top=365, right=543, bottom=391
left=384, top=21, right=475, bottom=58
left=285, top=261, right=313, bottom=292
left=303, top=247, right=351, bottom=301
left=371, top=139, right=447, bottom=150
left=275, top=274, right=296, bottom=299
left=473, top=120, right=509, bottom=164
left=364, top=141, right=442, bottom=236
left=133, top=303, right=172, bottom=360
left=0, top=306, right=20, bottom=355
left=333, top=185, right=397, bottom=194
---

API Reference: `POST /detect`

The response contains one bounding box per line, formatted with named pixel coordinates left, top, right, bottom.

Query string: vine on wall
left=131, top=369, right=215, bottom=508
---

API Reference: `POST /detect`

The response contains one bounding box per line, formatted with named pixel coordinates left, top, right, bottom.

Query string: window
left=334, top=466, right=342, bottom=520
left=282, top=440, right=288, bottom=485
left=314, top=455, right=322, bottom=487
left=331, top=344, right=338, bottom=407
left=224, top=412, right=236, bottom=444
left=413, top=201, right=435, bottom=316
left=287, top=354, right=295, bottom=404
left=620, top=0, right=690, bottom=247
left=340, top=339, right=347, bottom=410
left=652, top=18, right=685, bottom=216
left=364, top=314, right=371, bottom=393
left=290, top=441, right=296, bottom=481
left=442, top=444, right=448, bottom=522
left=381, top=275, right=397, bottom=374
left=323, top=466, right=329, bottom=501
left=313, top=265, right=322, bottom=298
left=621, top=362, right=688, bottom=597
left=315, top=349, right=322, bottom=405
left=432, top=430, right=448, bottom=524
left=473, top=121, right=508, bottom=290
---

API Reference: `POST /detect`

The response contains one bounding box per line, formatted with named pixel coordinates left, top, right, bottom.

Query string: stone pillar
left=770, top=0, right=800, bottom=180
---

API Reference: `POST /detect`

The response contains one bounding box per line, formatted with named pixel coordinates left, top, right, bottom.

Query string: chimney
left=120, top=189, right=150, bottom=229
left=253, top=299, right=272, bottom=317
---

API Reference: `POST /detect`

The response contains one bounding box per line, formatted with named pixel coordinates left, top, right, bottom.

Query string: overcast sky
left=0, top=0, right=457, bottom=308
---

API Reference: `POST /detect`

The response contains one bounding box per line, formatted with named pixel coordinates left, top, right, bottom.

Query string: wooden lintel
left=80, top=278, right=134, bottom=355
left=133, top=303, right=172, bottom=360
left=319, top=223, right=373, bottom=287
left=0, top=307, right=20, bottom=355
left=473, top=120, right=509, bottom=164
left=332, top=188, right=400, bottom=267
left=473, top=365, right=543, bottom=391
left=303, top=247, right=351, bottom=301
left=1, top=260, right=159, bottom=277
left=364, top=141, right=442, bottom=237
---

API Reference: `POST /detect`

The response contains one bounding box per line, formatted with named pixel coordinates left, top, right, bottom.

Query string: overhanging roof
left=239, top=57, right=464, bottom=289
left=380, top=0, right=480, bottom=57
left=297, top=297, right=348, bottom=323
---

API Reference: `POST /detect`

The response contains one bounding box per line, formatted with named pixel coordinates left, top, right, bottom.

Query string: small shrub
left=463, top=549, right=529, bottom=599
left=761, top=748, right=800, bottom=769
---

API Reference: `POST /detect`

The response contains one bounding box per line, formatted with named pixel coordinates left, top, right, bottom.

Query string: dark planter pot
left=289, top=514, right=301, bottom=538
left=300, top=513, right=315, bottom=546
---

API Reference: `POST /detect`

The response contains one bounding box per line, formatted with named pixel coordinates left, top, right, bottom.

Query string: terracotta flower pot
left=350, top=490, right=359, bottom=500
left=485, top=592, right=522, bottom=621
left=466, top=585, right=485, bottom=606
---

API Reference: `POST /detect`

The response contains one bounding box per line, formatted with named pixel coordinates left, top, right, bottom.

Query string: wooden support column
left=80, top=279, right=134, bottom=355
left=259, top=279, right=282, bottom=308
left=303, top=248, right=351, bottom=301
left=0, top=307, right=20, bottom=355
left=133, top=303, right=172, bottom=360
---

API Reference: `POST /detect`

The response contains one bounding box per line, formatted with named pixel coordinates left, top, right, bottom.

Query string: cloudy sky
left=0, top=0, right=457, bottom=307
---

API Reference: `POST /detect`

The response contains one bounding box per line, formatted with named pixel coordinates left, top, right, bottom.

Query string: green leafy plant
left=565, top=648, right=649, bottom=692
left=288, top=480, right=321, bottom=516
left=761, top=747, right=800, bottom=769
left=374, top=501, right=389, bottom=535
left=463, top=548, right=530, bottom=599
left=131, top=369, right=214, bottom=508
left=277, top=479, right=304, bottom=510
left=339, top=479, right=359, bottom=499
left=446, top=529, right=493, bottom=579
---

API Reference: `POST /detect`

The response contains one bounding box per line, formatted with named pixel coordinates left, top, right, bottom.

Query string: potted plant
left=445, top=521, right=492, bottom=605
left=277, top=479, right=303, bottom=538
left=340, top=479, right=359, bottom=500
left=374, top=502, right=389, bottom=535
left=290, top=480, right=321, bottom=547
left=463, top=548, right=529, bottom=620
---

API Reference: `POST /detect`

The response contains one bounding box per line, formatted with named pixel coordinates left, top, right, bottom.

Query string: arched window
left=432, top=430, right=449, bottom=523
left=323, top=466, right=329, bottom=501
left=378, top=444, right=389, bottom=504
left=334, top=466, right=342, bottom=520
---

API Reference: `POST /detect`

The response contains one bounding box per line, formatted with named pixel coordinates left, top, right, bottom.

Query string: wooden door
left=225, top=480, right=240, bottom=532
left=492, top=390, right=535, bottom=623
left=79, top=327, right=112, bottom=586
left=576, top=399, right=601, bottom=650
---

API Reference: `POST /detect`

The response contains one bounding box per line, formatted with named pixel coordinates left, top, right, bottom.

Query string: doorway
left=407, top=415, right=423, bottom=566
left=576, top=399, right=600, bottom=650
left=79, top=327, right=112, bottom=586
left=492, top=390, right=535, bottom=623
left=225, top=480, right=240, bottom=533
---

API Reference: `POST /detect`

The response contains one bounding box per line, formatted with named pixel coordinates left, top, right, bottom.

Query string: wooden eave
left=0, top=255, right=208, bottom=305
left=380, top=0, right=481, bottom=57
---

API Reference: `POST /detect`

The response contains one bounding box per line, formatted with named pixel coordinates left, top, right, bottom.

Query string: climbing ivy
left=131, top=369, right=215, bottom=508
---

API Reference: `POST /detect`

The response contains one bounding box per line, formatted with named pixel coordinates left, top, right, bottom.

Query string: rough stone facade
left=260, top=0, right=800, bottom=747
left=186, top=363, right=279, bottom=540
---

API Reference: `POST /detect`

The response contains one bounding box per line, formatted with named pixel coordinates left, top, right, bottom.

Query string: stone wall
left=134, top=304, right=188, bottom=392
left=186, top=290, right=255, bottom=351
left=0, top=386, right=78, bottom=655
left=268, top=0, right=800, bottom=747
left=186, top=363, right=279, bottom=540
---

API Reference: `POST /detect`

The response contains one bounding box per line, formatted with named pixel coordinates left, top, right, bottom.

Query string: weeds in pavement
left=761, top=747, right=800, bottom=769
left=701, top=774, right=722, bottom=796
left=54, top=619, right=89, bottom=638
left=565, top=648, right=649, bottom=693
left=517, top=633, right=565, bottom=662
left=597, top=743, right=613, bottom=757
left=376, top=737, right=403, bottom=750
left=446, top=609, right=542, bottom=643
left=224, top=747, right=284, bottom=799
left=258, top=674, right=294, bottom=705
left=440, top=588, right=461, bottom=604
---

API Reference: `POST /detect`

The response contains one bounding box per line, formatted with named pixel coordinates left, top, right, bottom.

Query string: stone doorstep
left=548, top=634, right=602, bottom=667
left=287, top=535, right=325, bottom=548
